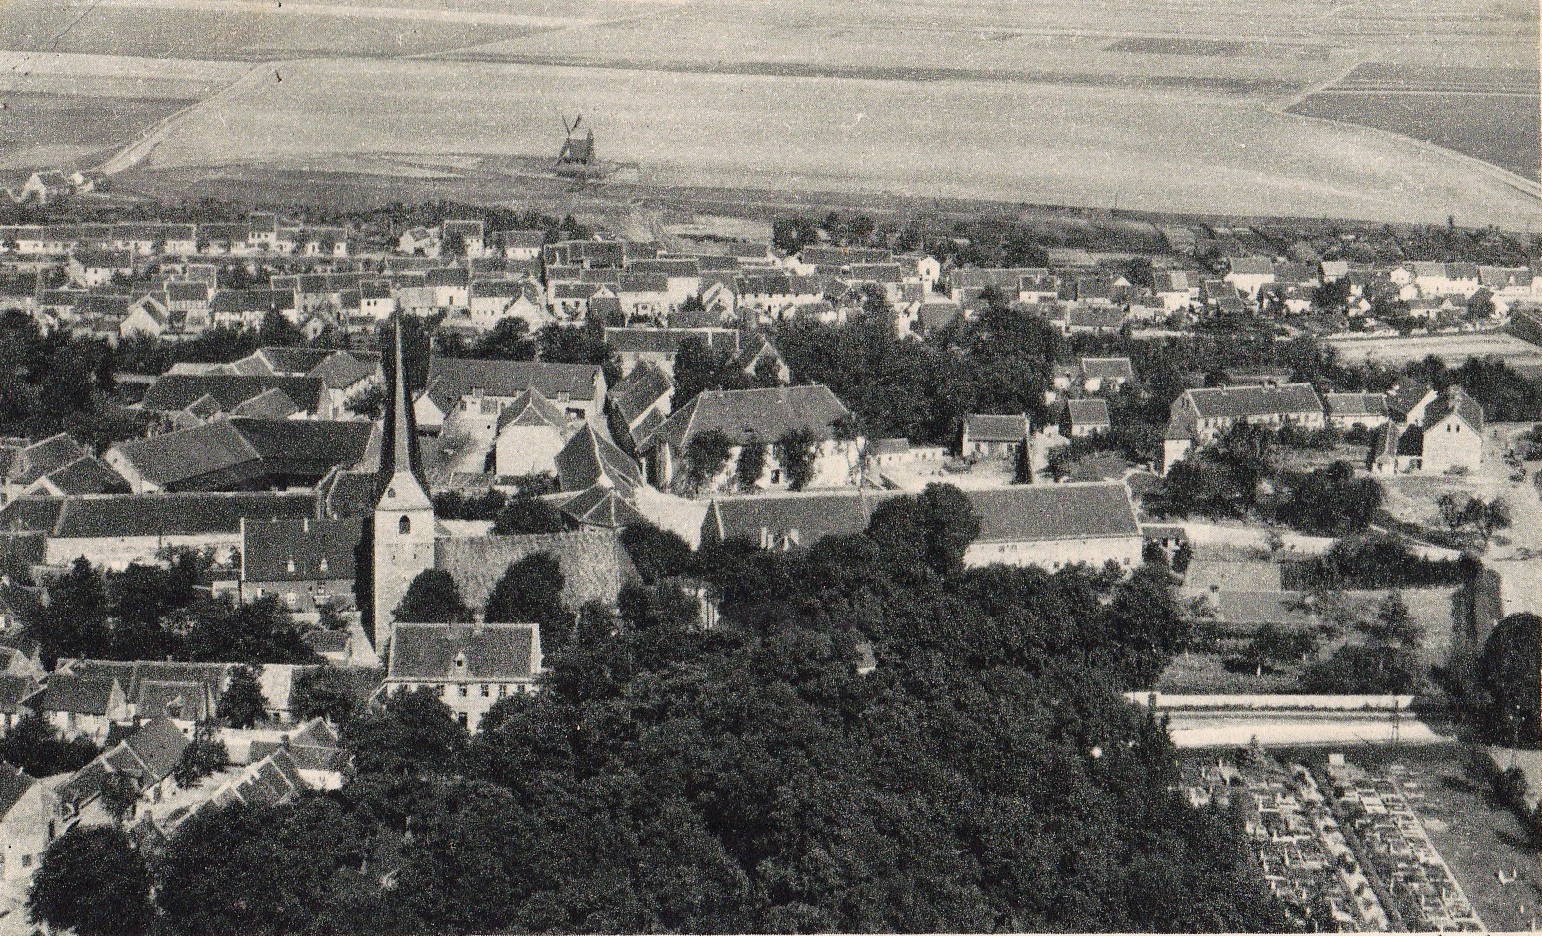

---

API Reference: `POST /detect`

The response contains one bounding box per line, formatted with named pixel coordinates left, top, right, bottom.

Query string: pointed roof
left=561, top=485, right=649, bottom=529
left=379, top=317, right=431, bottom=512
left=554, top=424, right=642, bottom=495
left=495, top=388, right=568, bottom=433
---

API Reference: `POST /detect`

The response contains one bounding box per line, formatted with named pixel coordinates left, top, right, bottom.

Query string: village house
left=607, top=362, right=674, bottom=452
left=415, top=357, right=607, bottom=436
left=56, top=717, right=189, bottom=829
left=1224, top=256, right=1277, bottom=299
left=1079, top=357, right=1136, bottom=394
left=54, top=660, right=234, bottom=730
left=1325, top=392, right=1389, bottom=431
left=139, top=373, right=335, bottom=420
left=1154, top=270, right=1202, bottom=311
left=66, top=249, right=133, bottom=288
left=736, top=273, right=824, bottom=322
left=0, top=490, right=320, bottom=569
left=0, top=761, right=60, bottom=889
left=605, top=326, right=741, bottom=378
left=1162, top=383, right=1325, bottom=473
left=32, top=674, right=130, bottom=743
left=959, top=413, right=1030, bottom=459
left=3, top=433, right=89, bottom=501
left=376, top=622, right=542, bottom=732
left=231, top=516, right=361, bottom=613
left=1415, top=386, right=1485, bottom=473
left=637, top=384, right=859, bottom=494
left=489, top=229, right=545, bottom=262
left=1066, top=398, right=1112, bottom=437
left=493, top=388, right=576, bottom=477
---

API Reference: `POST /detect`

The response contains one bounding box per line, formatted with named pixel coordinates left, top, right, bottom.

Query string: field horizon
left=0, top=0, right=1536, bottom=227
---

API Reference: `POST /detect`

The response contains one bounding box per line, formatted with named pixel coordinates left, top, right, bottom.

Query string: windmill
left=555, top=113, right=596, bottom=183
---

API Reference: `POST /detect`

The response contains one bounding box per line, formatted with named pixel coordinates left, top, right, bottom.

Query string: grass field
left=1290, top=91, right=1539, bottom=181
left=0, top=92, right=192, bottom=170
left=1, top=0, right=1536, bottom=225
left=1325, top=332, right=1542, bottom=368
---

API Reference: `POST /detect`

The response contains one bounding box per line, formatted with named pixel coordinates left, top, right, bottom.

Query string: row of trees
left=30, top=485, right=1291, bottom=934
left=27, top=555, right=321, bottom=668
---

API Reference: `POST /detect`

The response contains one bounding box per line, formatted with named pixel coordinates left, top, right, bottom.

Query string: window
left=399, top=515, right=411, bottom=534
left=457, top=712, right=468, bottom=728
left=21, top=855, right=30, bottom=869
left=499, top=684, right=508, bottom=698
left=481, top=684, right=490, bottom=697
left=458, top=684, right=468, bottom=697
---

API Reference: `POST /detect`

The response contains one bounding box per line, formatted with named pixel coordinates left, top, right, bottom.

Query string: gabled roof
left=1423, top=386, right=1484, bottom=432
left=426, top=357, right=602, bottom=403
left=560, top=485, right=649, bottom=529
left=1228, top=256, right=1275, bottom=276
left=1325, top=392, right=1387, bottom=418
left=36, top=674, right=119, bottom=715
left=963, top=413, right=1029, bottom=442
left=241, top=516, right=362, bottom=582
left=604, top=326, right=740, bottom=356
left=608, top=362, right=674, bottom=428
left=703, top=490, right=891, bottom=548
left=0, top=761, right=35, bottom=816
left=0, top=673, right=39, bottom=713
left=35, top=491, right=318, bottom=539
left=1183, top=383, right=1323, bottom=420
left=57, top=661, right=232, bottom=708
left=228, top=387, right=300, bottom=420
left=1384, top=380, right=1434, bottom=420
left=969, top=483, right=1140, bottom=543
left=6, top=434, right=87, bottom=486
left=1080, top=357, right=1136, bottom=382
left=645, top=385, right=849, bottom=452
left=388, top=622, right=539, bottom=682
left=140, top=374, right=325, bottom=414
left=36, top=456, right=130, bottom=496
left=554, top=424, right=642, bottom=494
left=494, top=388, right=569, bottom=433
left=1066, top=398, right=1112, bottom=426
left=111, top=419, right=370, bottom=491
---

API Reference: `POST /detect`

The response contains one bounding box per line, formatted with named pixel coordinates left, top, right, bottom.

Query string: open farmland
left=1289, top=64, right=1540, bottom=181
left=0, top=92, right=192, bottom=169
left=1325, top=332, right=1542, bottom=368
left=2, top=0, right=1538, bottom=225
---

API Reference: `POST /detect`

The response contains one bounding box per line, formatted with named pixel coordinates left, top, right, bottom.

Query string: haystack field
left=0, top=0, right=1536, bottom=224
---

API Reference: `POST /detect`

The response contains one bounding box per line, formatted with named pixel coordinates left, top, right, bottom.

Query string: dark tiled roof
left=604, top=326, right=740, bottom=356
left=0, top=761, right=35, bottom=816
left=703, top=491, right=892, bottom=547
left=608, top=362, right=673, bottom=427
left=140, top=375, right=325, bottom=414
left=228, top=388, right=300, bottom=420
left=436, top=530, right=635, bottom=611
left=0, top=673, right=39, bottom=713
left=964, top=413, right=1029, bottom=442
left=553, top=425, right=641, bottom=494
left=241, top=516, right=362, bottom=582
left=59, top=661, right=232, bottom=707
left=37, top=674, right=118, bottom=715
left=1384, top=381, right=1433, bottom=420
left=112, top=419, right=370, bottom=491
left=560, top=485, right=649, bottom=529
left=1185, top=383, right=1323, bottom=420
left=39, top=456, right=130, bottom=495
left=1066, top=398, right=1111, bottom=427
left=1423, top=386, right=1484, bottom=432
left=968, top=483, right=1140, bottom=543
left=648, top=385, right=849, bottom=452
left=135, top=680, right=210, bottom=721
left=48, top=491, right=317, bottom=539
left=388, top=622, right=539, bottom=681
left=7, top=434, right=87, bottom=486
left=426, top=357, right=602, bottom=402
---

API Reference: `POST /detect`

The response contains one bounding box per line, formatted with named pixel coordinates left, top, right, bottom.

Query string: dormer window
left=453, top=652, right=467, bottom=672
left=318, top=558, right=328, bottom=573
left=286, top=557, right=296, bottom=573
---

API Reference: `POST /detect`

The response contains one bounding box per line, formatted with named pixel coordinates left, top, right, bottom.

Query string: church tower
left=373, top=316, right=436, bottom=647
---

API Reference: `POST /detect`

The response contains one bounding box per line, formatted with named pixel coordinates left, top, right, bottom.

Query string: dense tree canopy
left=1479, top=613, right=1541, bottom=747
left=29, top=826, right=154, bottom=936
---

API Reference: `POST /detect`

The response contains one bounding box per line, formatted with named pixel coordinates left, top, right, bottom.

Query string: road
left=1482, top=424, right=1542, bottom=620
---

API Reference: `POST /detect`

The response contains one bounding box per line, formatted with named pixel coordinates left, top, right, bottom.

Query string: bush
left=1282, top=537, right=1471, bottom=590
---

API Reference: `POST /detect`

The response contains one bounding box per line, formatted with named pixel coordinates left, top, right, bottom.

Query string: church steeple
left=373, top=314, right=436, bottom=646
left=379, top=315, right=431, bottom=509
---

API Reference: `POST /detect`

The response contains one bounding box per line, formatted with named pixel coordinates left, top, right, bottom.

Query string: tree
left=1479, top=612, right=1540, bottom=747
left=492, top=493, right=566, bottom=535
left=685, top=428, right=735, bottom=493
left=33, top=557, right=109, bottom=666
left=1473, top=498, right=1511, bottom=546
left=0, top=714, right=99, bottom=777
left=172, top=723, right=229, bottom=788
left=484, top=553, right=565, bottom=625
left=395, top=569, right=474, bottom=623
left=1438, top=492, right=1471, bottom=533
left=291, top=665, right=358, bottom=724
left=619, top=521, right=694, bottom=584
left=258, top=307, right=301, bottom=346
left=774, top=427, right=820, bottom=491
left=737, top=435, right=767, bottom=490
left=471, top=317, right=536, bottom=361
left=343, top=686, right=468, bottom=775
left=217, top=664, right=268, bottom=728
left=99, top=770, right=140, bottom=825
left=29, top=826, right=153, bottom=936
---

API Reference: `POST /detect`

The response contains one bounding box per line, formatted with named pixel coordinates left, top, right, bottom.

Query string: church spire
left=390, top=313, right=416, bottom=478
left=379, top=314, right=431, bottom=509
